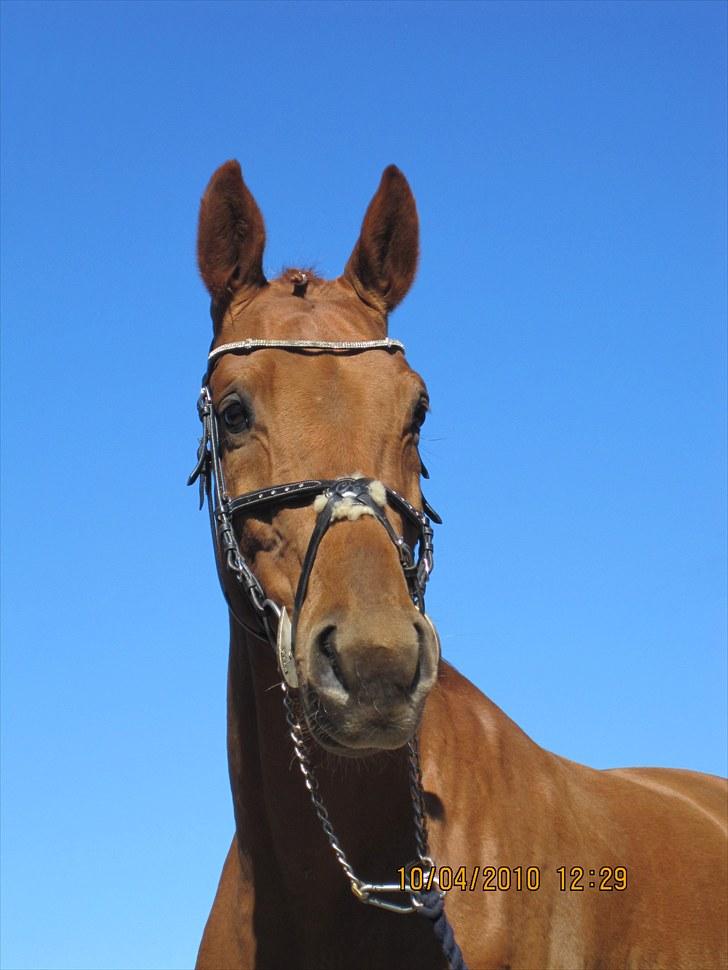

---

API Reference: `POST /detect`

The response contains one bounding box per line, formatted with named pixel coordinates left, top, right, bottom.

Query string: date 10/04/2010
left=397, top=865, right=629, bottom=893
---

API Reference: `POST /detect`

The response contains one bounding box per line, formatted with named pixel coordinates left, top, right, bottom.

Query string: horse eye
left=411, top=398, right=429, bottom=433
left=220, top=399, right=251, bottom=433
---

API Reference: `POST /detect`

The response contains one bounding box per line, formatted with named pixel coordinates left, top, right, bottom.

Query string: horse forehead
left=216, top=347, right=413, bottom=407
left=220, top=278, right=384, bottom=341
left=286, top=353, right=404, bottom=411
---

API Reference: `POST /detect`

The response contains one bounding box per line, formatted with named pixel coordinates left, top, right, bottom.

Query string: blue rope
left=414, top=888, right=468, bottom=970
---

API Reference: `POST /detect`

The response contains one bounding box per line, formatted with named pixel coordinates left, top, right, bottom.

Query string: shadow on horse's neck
left=225, top=622, right=420, bottom=904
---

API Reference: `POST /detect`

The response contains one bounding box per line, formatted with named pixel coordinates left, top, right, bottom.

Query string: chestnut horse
left=191, top=161, right=727, bottom=970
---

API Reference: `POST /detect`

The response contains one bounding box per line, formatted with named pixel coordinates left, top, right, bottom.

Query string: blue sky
left=1, top=2, right=726, bottom=968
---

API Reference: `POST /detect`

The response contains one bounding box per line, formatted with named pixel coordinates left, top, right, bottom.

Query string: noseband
left=187, top=337, right=442, bottom=686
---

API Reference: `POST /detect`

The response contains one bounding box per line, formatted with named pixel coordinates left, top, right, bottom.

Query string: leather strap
left=227, top=481, right=330, bottom=516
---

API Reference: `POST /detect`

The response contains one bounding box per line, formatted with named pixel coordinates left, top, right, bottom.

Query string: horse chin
left=301, top=686, right=422, bottom=759
left=312, top=729, right=411, bottom=760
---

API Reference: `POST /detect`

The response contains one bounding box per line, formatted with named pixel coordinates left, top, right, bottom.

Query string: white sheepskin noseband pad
left=368, top=480, right=387, bottom=507
left=312, top=479, right=388, bottom=521
left=330, top=498, right=375, bottom=522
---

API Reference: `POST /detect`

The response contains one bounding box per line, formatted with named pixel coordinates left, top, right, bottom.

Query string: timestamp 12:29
left=557, top=866, right=628, bottom=891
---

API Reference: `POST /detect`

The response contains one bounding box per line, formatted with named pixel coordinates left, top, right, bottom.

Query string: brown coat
left=193, top=161, right=727, bottom=970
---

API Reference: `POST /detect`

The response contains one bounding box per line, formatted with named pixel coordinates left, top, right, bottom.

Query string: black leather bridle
left=187, top=336, right=441, bottom=686
left=187, top=336, right=469, bottom=969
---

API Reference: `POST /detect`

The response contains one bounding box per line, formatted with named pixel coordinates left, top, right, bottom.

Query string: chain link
left=408, top=734, right=431, bottom=864
left=282, top=684, right=363, bottom=891
left=282, top=681, right=435, bottom=911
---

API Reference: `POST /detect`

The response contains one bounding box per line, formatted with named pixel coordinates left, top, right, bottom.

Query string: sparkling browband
left=207, top=337, right=405, bottom=368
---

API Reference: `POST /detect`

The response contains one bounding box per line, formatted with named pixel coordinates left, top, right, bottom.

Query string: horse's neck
left=225, top=624, right=553, bottom=920
left=226, top=625, right=421, bottom=906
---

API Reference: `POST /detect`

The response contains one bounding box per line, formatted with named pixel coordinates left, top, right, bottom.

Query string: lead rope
left=282, top=683, right=468, bottom=970
left=406, top=735, right=468, bottom=970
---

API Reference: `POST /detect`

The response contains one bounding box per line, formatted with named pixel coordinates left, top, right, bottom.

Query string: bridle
left=187, top=336, right=442, bottom=685
left=187, top=335, right=467, bottom=969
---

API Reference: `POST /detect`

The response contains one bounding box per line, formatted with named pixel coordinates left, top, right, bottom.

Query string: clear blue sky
left=1, top=2, right=725, bottom=968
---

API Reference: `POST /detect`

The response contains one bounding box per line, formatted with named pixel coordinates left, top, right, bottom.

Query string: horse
left=190, top=160, right=727, bottom=970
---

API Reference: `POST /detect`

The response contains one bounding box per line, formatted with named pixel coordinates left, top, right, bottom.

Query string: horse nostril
left=315, top=625, right=349, bottom=692
left=412, top=617, right=438, bottom=693
left=409, top=652, right=422, bottom=694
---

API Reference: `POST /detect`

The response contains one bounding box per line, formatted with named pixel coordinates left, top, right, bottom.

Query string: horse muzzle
left=295, top=610, right=441, bottom=755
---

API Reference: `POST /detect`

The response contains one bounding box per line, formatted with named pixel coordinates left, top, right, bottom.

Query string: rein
left=188, top=337, right=467, bottom=970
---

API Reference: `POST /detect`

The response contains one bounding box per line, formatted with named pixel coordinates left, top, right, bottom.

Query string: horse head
left=195, top=161, right=440, bottom=756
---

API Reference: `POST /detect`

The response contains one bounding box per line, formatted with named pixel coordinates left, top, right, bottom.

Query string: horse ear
left=344, top=165, right=419, bottom=313
left=197, top=160, right=266, bottom=313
